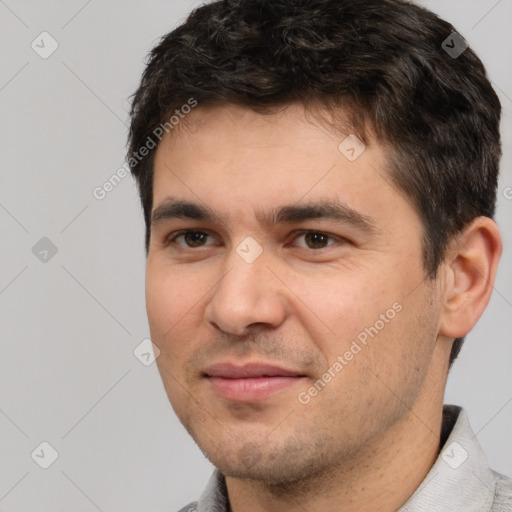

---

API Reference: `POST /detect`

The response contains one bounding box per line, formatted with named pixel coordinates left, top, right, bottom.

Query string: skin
left=146, top=103, right=502, bottom=512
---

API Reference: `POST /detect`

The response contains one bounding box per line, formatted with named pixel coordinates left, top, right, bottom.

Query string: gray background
left=0, top=0, right=510, bottom=510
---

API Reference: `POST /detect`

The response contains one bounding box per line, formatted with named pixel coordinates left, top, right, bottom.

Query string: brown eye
left=304, top=232, right=330, bottom=249
left=169, top=230, right=214, bottom=248
left=293, top=231, right=338, bottom=250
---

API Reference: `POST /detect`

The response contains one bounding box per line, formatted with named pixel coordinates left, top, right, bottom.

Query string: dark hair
left=127, top=0, right=501, bottom=367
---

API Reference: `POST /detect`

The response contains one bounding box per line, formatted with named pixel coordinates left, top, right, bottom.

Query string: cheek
left=145, top=267, right=202, bottom=402
left=298, top=272, right=390, bottom=351
left=304, top=268, right=419, bottom=373
left=146, top=262, right=203, bottom=331
left=145, top=264, right=204, bottom=372
left=145, top=268, right=172, bottom=337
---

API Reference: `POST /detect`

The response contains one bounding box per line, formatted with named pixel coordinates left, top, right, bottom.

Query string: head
left=127, top=0, right=502, bottom=487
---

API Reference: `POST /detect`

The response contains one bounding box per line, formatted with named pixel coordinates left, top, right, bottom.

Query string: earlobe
left=439, top=217, right=502, bottom=339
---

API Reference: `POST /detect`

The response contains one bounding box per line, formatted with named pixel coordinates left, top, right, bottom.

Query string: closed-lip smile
left=203, top=361, right=307, bottom=402
left=203, top=362, right=306, bottom=378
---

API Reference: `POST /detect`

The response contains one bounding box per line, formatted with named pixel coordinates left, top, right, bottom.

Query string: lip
left=203, top=362, right=306, bottom=402
left=204, top=362, right=305, bottom=379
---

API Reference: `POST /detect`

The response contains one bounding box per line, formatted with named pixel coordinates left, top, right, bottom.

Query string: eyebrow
left=151, top=196, right=377, bottom=234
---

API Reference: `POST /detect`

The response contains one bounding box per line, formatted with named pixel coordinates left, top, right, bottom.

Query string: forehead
left=151, top=103, right=413, bottom=229
left=155, top=102, right=363, bottom=168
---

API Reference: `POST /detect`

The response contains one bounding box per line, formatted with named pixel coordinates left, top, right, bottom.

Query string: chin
left=199, top=437, right=332, bottom=488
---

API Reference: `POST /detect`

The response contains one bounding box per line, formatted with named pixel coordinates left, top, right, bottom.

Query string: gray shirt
left=178, top=405, right=512, bottom=511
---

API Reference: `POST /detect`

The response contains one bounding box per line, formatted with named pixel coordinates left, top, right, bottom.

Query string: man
left=127, top=0, right=511, bottom=510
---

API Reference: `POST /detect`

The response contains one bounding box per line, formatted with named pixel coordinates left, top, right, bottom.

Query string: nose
left=204, top=247, right=288, bottom=337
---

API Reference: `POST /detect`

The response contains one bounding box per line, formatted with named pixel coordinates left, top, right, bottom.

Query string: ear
left=439, top=217, right=502, bottom=339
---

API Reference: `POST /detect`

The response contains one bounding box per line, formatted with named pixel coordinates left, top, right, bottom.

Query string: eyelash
left=165, top=229, right=344, bottom=250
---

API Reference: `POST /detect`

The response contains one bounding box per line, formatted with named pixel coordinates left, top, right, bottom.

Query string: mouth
left=203, top=362, right=307, bottom=402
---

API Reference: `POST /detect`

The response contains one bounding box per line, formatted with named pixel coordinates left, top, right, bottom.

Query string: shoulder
left=176, top=502, right=199, bottom=512
left=492, top=470, right=512, bottom=511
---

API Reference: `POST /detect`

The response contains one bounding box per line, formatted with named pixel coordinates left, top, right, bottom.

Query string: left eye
left=291, top=231, right=338, bottom=250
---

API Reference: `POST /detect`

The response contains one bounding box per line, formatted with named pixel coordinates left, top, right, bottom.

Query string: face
left=146, top=103, right=443, bottom=485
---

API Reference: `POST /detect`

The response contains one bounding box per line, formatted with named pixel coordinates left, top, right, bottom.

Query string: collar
left=398, top=404, right=496, bottom=511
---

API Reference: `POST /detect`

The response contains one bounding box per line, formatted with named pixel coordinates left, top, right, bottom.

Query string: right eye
left=166, top=230, right=217, bottom=249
